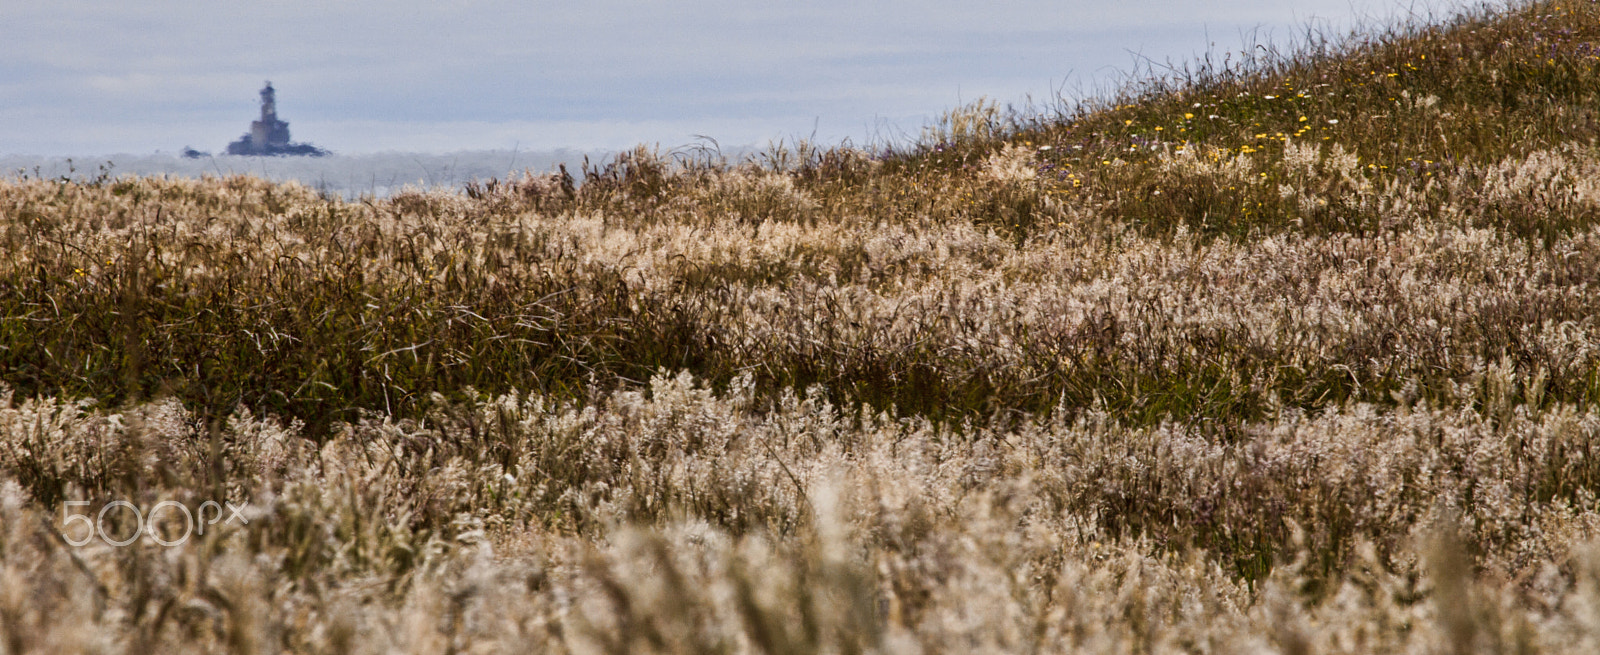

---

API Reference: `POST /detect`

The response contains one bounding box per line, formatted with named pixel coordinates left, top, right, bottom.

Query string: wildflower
left=1184, top=113, right=1195, bottom=119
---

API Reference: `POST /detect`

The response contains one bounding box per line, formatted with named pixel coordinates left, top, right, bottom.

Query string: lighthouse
left=226, top=81, right=327, bottom=156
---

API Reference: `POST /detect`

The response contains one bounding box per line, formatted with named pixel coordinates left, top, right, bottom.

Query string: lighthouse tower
left=246, top=82, right=292, bottom=151
left=226, top=81, right=326, bottom=156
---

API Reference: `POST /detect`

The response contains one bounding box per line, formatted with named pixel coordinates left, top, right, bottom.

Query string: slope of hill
left=2, top=1, right=1600, bottom=651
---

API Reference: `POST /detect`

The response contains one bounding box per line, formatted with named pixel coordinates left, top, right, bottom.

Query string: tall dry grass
left=3, top=0, right=1600, bottom=651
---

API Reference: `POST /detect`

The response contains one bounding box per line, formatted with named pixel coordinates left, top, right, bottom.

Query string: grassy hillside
left=3, top=1, right=1600, bottom=652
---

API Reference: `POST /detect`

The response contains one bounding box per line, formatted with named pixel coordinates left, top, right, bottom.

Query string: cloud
left=0, top=0, right=1486, bottom=154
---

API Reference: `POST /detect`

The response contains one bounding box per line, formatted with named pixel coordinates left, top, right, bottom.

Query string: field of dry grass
left=5, top=1, right=1600, bottom=652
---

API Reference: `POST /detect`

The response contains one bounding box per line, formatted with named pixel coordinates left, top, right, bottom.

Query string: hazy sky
left=1, top=0, right=1487, bottom=156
